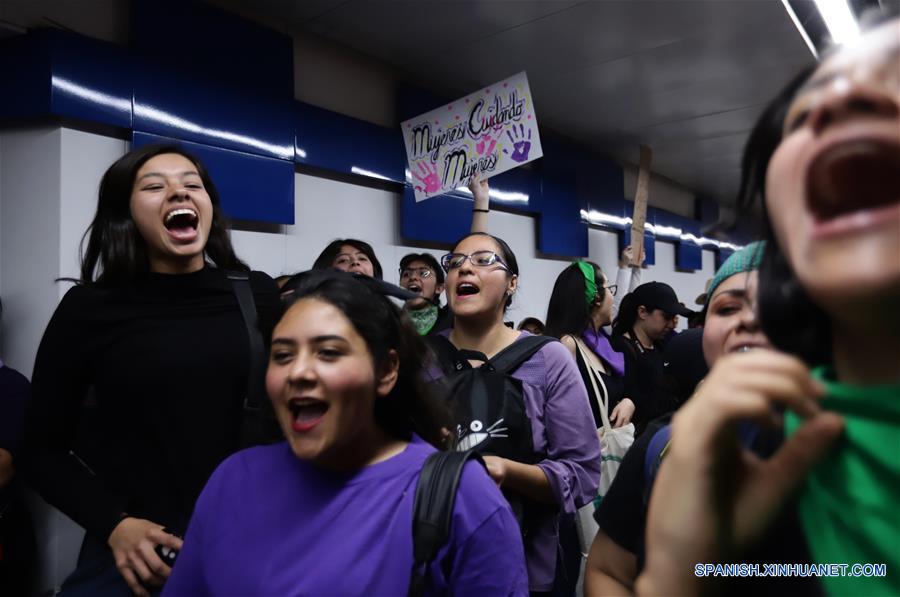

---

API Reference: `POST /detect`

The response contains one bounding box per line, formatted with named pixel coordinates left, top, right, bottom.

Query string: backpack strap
left=226, top=271, right=265, bottom=411
left=488, top=335, right=555, bottom=374
left=409, top=450, right=486, bottom=597
left=425, top=334, right=464, bottom=375
left=642, top=425, right=672, bottom=506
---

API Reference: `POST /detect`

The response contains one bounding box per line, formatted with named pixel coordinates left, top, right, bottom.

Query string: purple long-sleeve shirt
left=430, top=331, right=602, bottom=591
left=163, top=436, right=528, bottom=596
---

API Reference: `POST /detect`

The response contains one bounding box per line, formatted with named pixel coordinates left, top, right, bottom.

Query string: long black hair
left=312, top=239, right=384, bottom=280
left=545, top=261, right=605, bottom=339
left=80, top=143, right=247, bottom=286
left=451, top=232, right=519, bottom=310
left=611, top=293, right=639, bottom=337
left=280, top=270, right=451, bottom=448
left=733, top=65, right=831, bottom=365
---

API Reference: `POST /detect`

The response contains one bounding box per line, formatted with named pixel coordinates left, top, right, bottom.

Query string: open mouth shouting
left=455, top=281, right=480, bottom=300
left=406, top=282, right=423, bottom=296
left=163, top=207, right=200, bottom=243
left=806, top=135, right=900, bottom=237
left=288, top=397, right=329, bottom=433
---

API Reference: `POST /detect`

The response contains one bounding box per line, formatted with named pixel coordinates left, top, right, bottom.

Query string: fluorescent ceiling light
left=780, top=0, right=819, bottom=58
left=814, top=0, right=860, bottom=45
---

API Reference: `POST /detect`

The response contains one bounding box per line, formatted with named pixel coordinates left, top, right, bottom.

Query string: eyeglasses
left=399, top=267, right=434, bottom=280
left=440, top=251, right=511, bottom=273
left=604, top=284, right=618, bottom=297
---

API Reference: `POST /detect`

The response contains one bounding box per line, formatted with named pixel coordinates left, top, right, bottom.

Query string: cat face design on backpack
left=456, top=418, right=509, bottom=451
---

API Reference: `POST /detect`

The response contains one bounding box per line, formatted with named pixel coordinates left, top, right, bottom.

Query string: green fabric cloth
left=784, top=367, right=900, bottom=596
left=407, top=303, right=439, bottom=336
left=573, top=260, right=597, bottom=308
left=706, top=241, right=765, bottom=302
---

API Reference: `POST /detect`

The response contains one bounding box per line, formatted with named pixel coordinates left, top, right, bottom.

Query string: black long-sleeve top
left=22, top=267, right=279, bottom=540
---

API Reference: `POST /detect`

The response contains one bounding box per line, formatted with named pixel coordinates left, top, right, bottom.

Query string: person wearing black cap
left=397, top=253, right=453, bottom=336
left=610, top=282, right=693, bottom=435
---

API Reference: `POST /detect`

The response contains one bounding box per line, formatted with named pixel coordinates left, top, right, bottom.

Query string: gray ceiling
left=220, top=1, right=818, bottom=205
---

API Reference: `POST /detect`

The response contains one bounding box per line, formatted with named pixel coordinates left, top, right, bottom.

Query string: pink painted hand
left=413, top=161, right=442, bottom=194
left=476, top=132, right=498, bottom=156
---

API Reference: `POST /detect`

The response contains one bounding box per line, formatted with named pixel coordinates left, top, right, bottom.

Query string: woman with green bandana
left=638, top=13, right=899, bottom=597
left=546, top=261, right=635, bottom=429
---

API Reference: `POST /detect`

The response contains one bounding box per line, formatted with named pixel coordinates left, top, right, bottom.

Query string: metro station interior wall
left=0, top=125, right=714, bottom=592
left=230, top=171, right=716, bottom=328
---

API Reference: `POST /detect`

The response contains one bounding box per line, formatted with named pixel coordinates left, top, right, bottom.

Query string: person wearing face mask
left=397, top=253, right=453, bottom=336
left=638, top=13, right=899, bottom=596
left=584, top=242, right=770, bottom=596
left=312, top=238, right=383, bottom=279
left=21, top=145, right=280, bottom=596
left=427, top=232, right=600, bottom=595
left=610, top=283, right=693, bottom=435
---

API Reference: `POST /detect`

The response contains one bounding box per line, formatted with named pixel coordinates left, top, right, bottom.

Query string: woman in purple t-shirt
left=164, top=270, right=527, bottom=596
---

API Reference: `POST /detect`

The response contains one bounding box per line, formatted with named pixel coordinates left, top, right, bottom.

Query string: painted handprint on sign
left=412, top=161, right=442, bottom=195
left=400, top=73, right=542, bottom=201
left=503, top=124, right=532, bottom=163
left=475, top=132, right=498, bottom=156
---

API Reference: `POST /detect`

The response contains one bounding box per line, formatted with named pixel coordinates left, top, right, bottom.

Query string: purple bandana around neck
left=581, top=326, right=625, bottom=376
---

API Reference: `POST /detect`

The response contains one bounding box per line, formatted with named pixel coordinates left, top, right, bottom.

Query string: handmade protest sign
left=401, top=71, right=543, bottom=202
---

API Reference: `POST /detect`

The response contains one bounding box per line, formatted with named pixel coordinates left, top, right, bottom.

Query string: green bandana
left=407, top=303, right=439, bottom=336
left=706, top=241, right=765, bottom=303
left=573, top=260, right=597, bottom=308
left=784, top=367, right=900, bottom=596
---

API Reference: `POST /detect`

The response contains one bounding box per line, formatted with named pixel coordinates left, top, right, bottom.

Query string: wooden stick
left=630, top=145, right=652, bottom=267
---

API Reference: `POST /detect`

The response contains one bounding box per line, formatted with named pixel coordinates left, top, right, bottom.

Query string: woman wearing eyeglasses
left=429, top=232, right=600, bottom=595
left=397, top=176, right=491, bottom=336
left=546, top=262, right=635, bottom=429
left=397, top=253, right=453, bottom=336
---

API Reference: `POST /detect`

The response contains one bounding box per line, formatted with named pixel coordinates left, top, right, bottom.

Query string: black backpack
left=427, top=334, right=556, bottom=533
left=408, top=450, right=485, bottom=597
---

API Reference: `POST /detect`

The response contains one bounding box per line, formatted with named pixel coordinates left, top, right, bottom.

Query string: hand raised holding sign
left=412, top=161, right=442, bottom=195
left=504, top=124, right=532, bottom=163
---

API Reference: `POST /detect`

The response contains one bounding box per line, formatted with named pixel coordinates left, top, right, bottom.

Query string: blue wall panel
left=132, top=62, right=294, bottom=161
left=675, top=219, right=703, bottom=271
left=295, top=102, right=406, bottom=184
left=539, top=173, right=588, bottom=257
left=0, top=11, right=749, bottom=251
left=0, top=29, right=131, bottom=129
left=47, top=30, right=133, bottom=129
left=133, top=132, right=294, bottom=225
left=401, top=186, right=474, bottom=245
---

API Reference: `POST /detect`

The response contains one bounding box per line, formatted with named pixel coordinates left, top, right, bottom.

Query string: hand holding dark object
left=107, top=517, right=183, bottom=596
left=636, top=350, right=843, bottom=595
left=154, top=527, right=183, bottom=568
